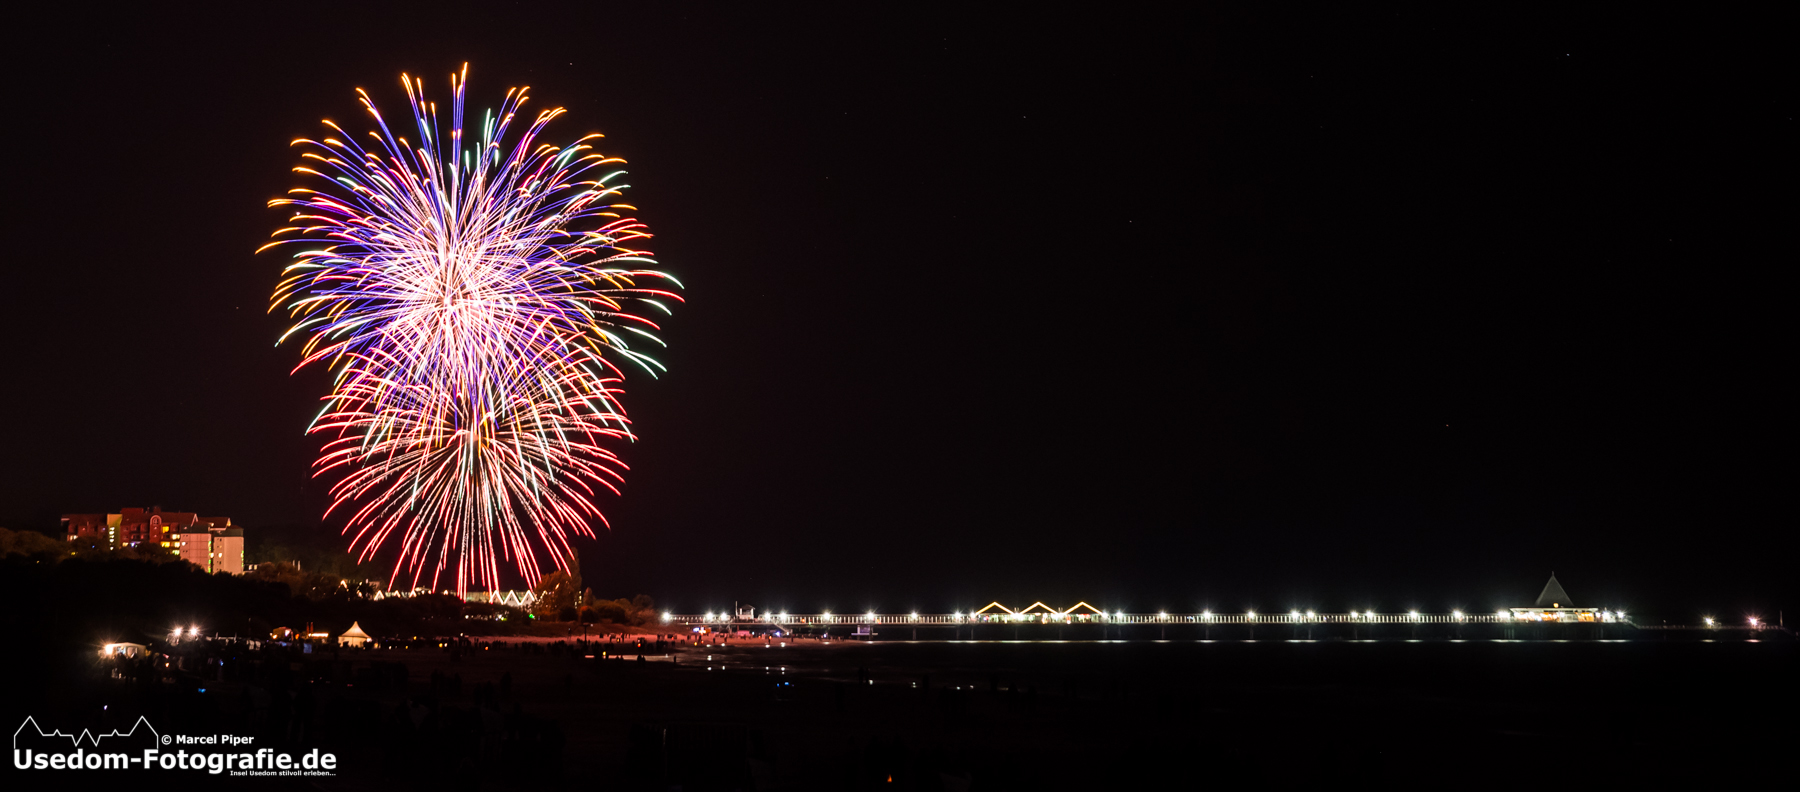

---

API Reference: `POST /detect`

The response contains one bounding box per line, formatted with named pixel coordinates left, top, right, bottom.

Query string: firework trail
left=263, top=65, right=681, bottom=595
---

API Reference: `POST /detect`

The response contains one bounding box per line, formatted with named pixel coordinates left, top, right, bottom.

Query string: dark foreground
left=7, top=638, right=1795, bottom=790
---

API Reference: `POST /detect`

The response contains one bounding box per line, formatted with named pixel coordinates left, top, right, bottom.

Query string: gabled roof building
left=1510, top=572, right=1619, bottom=623
left=61, top=506, right=244, bottom=575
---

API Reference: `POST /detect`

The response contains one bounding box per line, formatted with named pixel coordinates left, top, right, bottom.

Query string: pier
left=659, top=602, right=1788, bottom=640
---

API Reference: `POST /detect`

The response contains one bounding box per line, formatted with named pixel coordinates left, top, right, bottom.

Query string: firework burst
left=264, top=65, right=681, bottom=595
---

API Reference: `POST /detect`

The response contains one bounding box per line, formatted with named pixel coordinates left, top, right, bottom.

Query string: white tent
left=337, top=621, right=373, bottom=647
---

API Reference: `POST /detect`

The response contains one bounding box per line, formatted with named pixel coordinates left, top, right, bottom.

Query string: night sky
left=4, top=7, right=1791, bottom=621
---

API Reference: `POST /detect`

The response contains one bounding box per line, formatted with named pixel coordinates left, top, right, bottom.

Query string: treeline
left=0, top=528, right=654, bottom=649
left=527, top=553, right=657, bottom=625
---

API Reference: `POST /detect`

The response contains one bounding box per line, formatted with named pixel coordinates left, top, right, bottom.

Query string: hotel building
left=61, top=506, right=244, bottom=575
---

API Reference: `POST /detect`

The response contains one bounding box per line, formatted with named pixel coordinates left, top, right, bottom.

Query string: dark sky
left=3, top=6, right=1791, bottom=621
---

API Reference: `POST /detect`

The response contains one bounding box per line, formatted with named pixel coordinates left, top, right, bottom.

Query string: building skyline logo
left=13, top=715, right=161, bottom=752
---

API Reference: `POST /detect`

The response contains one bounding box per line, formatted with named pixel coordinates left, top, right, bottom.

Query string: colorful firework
left=263, top=65, right=681, bottom=595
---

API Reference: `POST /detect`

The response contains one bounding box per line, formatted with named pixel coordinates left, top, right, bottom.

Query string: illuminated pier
left=662, top=603, right=1628, bottom=628
left=656, top=604, right=1789, bottom=640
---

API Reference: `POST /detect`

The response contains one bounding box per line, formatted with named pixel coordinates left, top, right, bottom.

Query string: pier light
left=910, top=612, right=919, bottom=620
left=1247, top=611, right=1256, bottom=620
left=779, top=612, right=789, bottom=620
left=1703, top=617, right=1714, bottom=626
left=1749, top=617, right=1760, bottom=627
left=953, top=611, right=962, bottom=619
left=1408, top=611, right=1419, bottom=620
left=867, top=611, right=877, bottom=621
left=1290, top=610, right=1300, bottom=620
left=1306, top=610, right=1315, bottom=619
left=1453, top=610, right=1463, bottom=620
left=822, top=611, right=832, bottom=621
left=1159, top=611, right=1167, bottom=620
left=1202, top=610, right=1213, bottom=619
left=1497, top=610, right=1509, bottom=619
left=662, top=612, right=671, bottom=622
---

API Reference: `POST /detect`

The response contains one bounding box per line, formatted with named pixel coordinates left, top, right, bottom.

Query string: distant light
left=1158, top=612, right=1167, bottom=619
left=1290, top=610, right=1300, bottom=619
left=662, top=612, right=671, bottom=621
left=910, top=612, right=919, bottom=619
left=780, top=612, right=790, bottom=620
left=867, top=611, right=876, bottom=621
left=1703, top=617, right=1714, bottom=626
left=1749, top=617, right=1760, bottom=627
left=1452, top=610, right=1463, bottom=619
left=1497, top=610, right=1509, bottom=619
left=1408, top=611, right=1419, bottom=619
left=953, top=611, right=962, bottom=618
left=1247, top=611, right=1256, bottom=620
left=1305, top=610, right=1315, bottom=619
left=1202, top=610, right=1212, bottom=619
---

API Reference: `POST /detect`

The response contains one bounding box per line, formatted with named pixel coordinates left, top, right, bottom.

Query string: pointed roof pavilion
left=337, top=621, right=373, bottom=646
left=1533, top=572, right=1573, bottom=608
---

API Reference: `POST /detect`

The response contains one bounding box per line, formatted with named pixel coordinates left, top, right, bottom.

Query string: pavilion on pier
left=1509, top=572, right=1611, bottom=622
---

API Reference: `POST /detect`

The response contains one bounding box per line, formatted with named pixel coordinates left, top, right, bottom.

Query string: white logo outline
left=14, top=716, right=160, bottom=750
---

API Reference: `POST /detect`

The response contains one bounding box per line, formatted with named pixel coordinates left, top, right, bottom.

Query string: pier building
left=1508, top=572, right=1601, bottom=622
